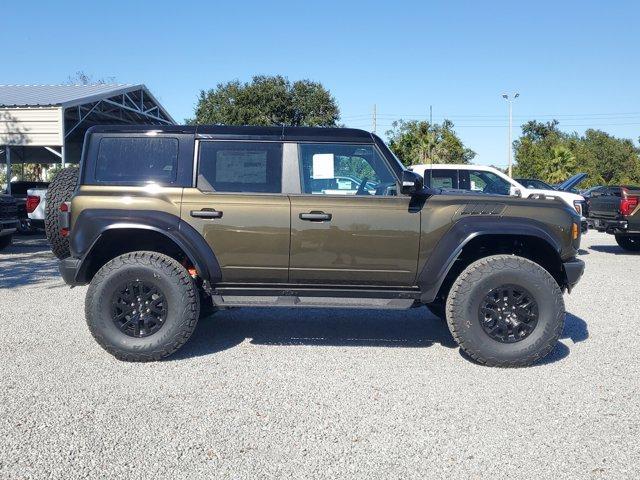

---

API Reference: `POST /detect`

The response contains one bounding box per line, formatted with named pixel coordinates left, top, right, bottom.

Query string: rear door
left=289, top=142, right=421, bottom=286
left=181, top=140, right=291, bottom=283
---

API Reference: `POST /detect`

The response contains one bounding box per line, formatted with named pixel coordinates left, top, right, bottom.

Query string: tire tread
left=85, top=251, right=199, bottom=362
left=445, top=254, right=565, bottom=367
left=44, top=167, right=79, bottom=259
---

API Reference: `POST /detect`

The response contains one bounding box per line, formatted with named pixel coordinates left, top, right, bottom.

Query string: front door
left=289, top=142, right=421, bottom=286
left=181, top=140, right=290, bottom=283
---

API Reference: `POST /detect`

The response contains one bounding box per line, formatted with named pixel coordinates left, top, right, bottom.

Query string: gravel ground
left=0, top=231, right=638, bottom=479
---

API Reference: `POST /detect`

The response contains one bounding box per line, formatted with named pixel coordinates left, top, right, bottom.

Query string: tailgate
left=588, top=195, right=620, bottom=219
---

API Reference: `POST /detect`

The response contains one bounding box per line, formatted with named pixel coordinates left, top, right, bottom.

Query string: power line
left=345, top=121, right=640, bottom=128
left=342, top=111, right=640, bottom=121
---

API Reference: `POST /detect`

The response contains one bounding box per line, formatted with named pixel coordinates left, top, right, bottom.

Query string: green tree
left=577, top=129, right=640, bottom=184
left=513, top=120, right=640, bottom=187
left=386, top=119, right=476, bottom=166
left=190, top=75, right=340, bottom=127
left=544, top=146, right=576, bottom=183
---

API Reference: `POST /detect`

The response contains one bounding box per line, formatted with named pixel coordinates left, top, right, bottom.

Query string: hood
left=557, top=173, right=587, bottom=192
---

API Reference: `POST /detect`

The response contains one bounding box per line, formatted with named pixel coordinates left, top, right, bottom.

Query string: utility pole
left=372, top=104, right=377, bottom=133
left=429, top=105, right=433, bottom=166
left=501, top=93, right=519, bottom=177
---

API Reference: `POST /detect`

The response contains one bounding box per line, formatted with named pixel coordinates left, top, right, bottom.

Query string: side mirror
left=510, top=186, right=522, bottom=197
left=401, top=170, right=424, bottom=195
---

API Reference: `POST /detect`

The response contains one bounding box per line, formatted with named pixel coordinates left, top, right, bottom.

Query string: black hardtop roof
left=86, top=125, right=375, bottom=143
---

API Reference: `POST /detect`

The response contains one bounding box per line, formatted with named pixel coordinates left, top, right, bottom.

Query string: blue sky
left=3, top=0, right=639, bottom=166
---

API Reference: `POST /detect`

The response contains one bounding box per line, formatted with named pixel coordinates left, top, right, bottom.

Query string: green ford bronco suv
left=51, top=125, right=584, bottom=367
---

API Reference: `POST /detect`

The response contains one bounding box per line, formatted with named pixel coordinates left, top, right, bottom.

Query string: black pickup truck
left=588, top=185, right=640, bottom=251
left=0, top=193, right=19, bottom=250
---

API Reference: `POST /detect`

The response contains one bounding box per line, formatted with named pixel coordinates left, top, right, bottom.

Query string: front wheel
left=446, top=255, right=564, bottom=367
left=85, top=251, right=200, bottom=361
left=615, top=235, right=640, bottom=252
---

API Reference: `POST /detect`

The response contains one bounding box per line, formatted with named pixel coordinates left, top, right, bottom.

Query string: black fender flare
left=70, top=209, right=222, bottom=284
left=417, top=216, right=564, bottom=303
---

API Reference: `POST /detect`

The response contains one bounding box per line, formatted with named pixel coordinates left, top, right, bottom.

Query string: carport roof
left=0, top=83, right=149, bottom=107
left=0, top=84, right=174, bottom=124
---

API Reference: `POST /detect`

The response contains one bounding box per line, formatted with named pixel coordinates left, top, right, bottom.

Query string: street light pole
left=502, top=93, right=519, bottom=177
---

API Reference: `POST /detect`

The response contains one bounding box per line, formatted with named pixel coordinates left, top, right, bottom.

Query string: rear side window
left=423, top=169, right=458, bottom=189
left=95, top=137, right=179, bottom=183
left=197, top=141, right=283, bottom=193
left=461, top=170, right=511, bottom=195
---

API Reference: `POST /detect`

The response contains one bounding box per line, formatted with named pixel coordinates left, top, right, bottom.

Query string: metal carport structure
left=0, top=84, right=175, bottom=193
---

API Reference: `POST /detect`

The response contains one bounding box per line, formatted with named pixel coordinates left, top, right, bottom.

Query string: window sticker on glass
left=312, top=153, right=335, bottom=179
left=216, top=151, right=267, bottom=184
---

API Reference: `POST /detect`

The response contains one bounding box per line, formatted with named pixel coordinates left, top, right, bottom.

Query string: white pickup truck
left=26, top=186, right=48, bottom=230
left=409, top=164, right=588, bottom=230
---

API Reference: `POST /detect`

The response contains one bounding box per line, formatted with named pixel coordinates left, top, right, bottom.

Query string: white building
left=0, top=84, right=174, bottom=192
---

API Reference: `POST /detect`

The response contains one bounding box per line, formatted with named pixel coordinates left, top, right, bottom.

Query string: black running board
left=210, top=285, right=421, bottom=310
left=211, top=295, right=416, bottom=310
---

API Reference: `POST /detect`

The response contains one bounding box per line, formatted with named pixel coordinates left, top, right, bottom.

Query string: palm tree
left=545, top=146, right=576, bottom=183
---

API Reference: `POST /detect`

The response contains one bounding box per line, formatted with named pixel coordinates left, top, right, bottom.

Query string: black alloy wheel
left=478, top=285, right=539, bottom=343
left=111, top=280, right=168, bottom=337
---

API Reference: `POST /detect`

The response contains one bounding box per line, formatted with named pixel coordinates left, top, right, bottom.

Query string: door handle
left=299, top=211, right=332, bottom=222
left=190, top=209, right=223, bottom=219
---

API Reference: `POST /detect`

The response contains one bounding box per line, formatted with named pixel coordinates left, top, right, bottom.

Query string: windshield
left=515, top=178, right=554, bottom=190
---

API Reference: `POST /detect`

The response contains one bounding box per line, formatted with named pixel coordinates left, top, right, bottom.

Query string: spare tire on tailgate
left=45, top=167, right=79, bottom=259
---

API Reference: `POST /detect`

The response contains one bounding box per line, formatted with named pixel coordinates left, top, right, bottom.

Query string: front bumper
left=59, top=257, right=82, bottom=286
left=563, top=258, right=585, bottom=292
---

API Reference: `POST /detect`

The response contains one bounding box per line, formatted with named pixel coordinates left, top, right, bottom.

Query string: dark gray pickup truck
left=588, top=185, right=640, bottom=251
left=0, top=193, right=19, bottom=250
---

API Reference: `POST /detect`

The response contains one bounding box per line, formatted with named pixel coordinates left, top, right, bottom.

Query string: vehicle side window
left=423, top=169, right=458, bottom=189
left=197, top=141, right=283, bottom=193
left=463, top=170, right=511, bottom=195
left=299, top=143, right=396, bottom=196
left=95, top=137, right=178, bottom=183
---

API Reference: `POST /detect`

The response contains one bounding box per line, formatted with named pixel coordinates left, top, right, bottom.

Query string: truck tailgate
left=588, top=194, right=620, bottom=219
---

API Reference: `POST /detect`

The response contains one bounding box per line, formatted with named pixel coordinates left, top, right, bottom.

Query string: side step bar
left=211, top=295, right=416, bottom=310
left=210, top=285, right=421, bottom=310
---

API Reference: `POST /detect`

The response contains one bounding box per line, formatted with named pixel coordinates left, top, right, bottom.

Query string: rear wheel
left=45, top=167, right=79, bottom=259
left=615, top=234, right=640, bottom=252
left=85, top=251, right=200, bottom=362
left=446, top=255, right=564, bottom=367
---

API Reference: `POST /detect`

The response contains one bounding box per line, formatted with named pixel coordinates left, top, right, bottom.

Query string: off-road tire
left=446, top=255, right=565, bottom=368
left=85, top=251, right=200, bottom=362
left=0, top=235, right=12, bottom=251
left=45, top=166, right=79, bottom=259
left=615, top=234, right=640, bottom=252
